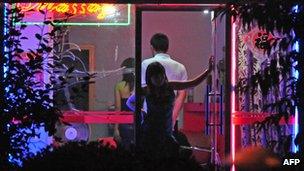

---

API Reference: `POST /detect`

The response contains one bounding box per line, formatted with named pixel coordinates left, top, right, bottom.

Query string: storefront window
left=16, top=3, right=136, bottom=144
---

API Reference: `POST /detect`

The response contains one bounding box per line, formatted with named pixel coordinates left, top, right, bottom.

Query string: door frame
left=78, top=44, right=96, bottom=111
left=134, top=4, right=232, bottom=158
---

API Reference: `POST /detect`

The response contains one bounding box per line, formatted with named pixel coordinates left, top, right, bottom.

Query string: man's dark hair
left=150, top=33, right=169, bottom=53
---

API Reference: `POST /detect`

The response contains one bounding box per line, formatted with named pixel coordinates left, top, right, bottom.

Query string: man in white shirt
left=141, top=33, right=188, bottom=132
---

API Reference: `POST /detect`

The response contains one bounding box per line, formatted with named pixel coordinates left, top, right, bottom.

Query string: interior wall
left=69, top=9, right=136, bottom=111
left=21, top=4, right=136, bottom=141
left=68, top=6, right=136, bottom=140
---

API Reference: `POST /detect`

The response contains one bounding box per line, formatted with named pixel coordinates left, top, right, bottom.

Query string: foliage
left=217, top=0, right=304, bottom=154
left=21, top=141, right=203, bottom=171
left=0, top=4, right=94, bottom=169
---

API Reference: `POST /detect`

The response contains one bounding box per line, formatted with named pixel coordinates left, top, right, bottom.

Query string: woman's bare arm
left=169, top=68, right=211, bottom=90
left=114, top=83, right=122, bottom=138
left=169, top=56, right=214, bottom=90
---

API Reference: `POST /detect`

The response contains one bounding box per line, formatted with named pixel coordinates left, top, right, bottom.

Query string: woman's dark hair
left=121, top=58, right=135, bottom=92
left=146, top=62, right=173, bottom=104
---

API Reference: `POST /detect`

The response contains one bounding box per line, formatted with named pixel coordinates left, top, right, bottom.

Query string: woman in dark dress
left=127, top=56, right=213, bottom=150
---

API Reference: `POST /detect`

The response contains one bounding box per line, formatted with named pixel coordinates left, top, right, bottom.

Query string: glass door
left=136, top=4, right=227, bottom=166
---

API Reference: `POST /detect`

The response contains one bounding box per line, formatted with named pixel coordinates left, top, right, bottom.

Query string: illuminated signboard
left=14, top=3, right=131, bottom=26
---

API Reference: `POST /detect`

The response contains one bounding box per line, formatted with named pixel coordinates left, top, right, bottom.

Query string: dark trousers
left=118, top=124, right=134, bottom=149
left=174, top=120, right=179, bottom=134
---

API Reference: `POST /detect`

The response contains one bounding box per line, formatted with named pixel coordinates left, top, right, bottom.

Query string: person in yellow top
left=113, top=58, right=135, bottom=149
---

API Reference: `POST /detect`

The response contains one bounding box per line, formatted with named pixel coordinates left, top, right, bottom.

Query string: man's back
left=141, top=53, right=187, bottom=86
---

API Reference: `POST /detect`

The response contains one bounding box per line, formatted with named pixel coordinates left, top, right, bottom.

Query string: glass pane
left=17, top=3, right=136, bottom=148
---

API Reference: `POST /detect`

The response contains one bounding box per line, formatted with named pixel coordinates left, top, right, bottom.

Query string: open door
left=135, top=4, right=228, bottom=167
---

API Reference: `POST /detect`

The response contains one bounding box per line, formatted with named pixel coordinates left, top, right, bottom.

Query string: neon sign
left=18, top=3, right=117, bottom=20
left=14, top=3, right=131, bottom=26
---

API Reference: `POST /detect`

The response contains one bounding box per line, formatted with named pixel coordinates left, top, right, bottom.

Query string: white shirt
left=141, top=53, right=188, bottom=117
left=141, top=53, right=188, bottom=86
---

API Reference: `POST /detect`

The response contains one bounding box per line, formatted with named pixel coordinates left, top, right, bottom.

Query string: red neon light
left=156, top=4, right=223, bottom=6
left=231, top=17, right=237, bottom=166
left=17, top=3, right=116, bottom=20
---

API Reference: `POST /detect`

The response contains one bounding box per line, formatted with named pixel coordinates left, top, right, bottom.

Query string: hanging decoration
left=242, top=27, right=277, bottom=60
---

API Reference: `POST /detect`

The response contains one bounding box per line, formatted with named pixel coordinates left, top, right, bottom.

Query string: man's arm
left=171, top=56, right=214, bottom=128
left=172, top=90, right=187, bottom=128
left=141, top=60, right=147, bottom=87
left=171, top=67, right=211, bottom=126
left=172, top=63, right=188, bottom=128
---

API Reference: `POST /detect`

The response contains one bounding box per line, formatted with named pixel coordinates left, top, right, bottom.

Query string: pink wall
left=142, top=11, right=216, bottom=102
